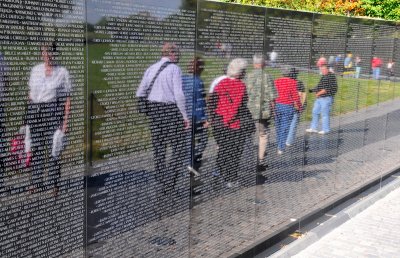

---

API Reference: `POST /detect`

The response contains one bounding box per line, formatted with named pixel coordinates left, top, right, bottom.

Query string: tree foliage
left=219, top=0, right=400, bottom=20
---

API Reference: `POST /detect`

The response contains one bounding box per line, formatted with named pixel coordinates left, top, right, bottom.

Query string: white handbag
left=51, top=129, right=66, bottom=158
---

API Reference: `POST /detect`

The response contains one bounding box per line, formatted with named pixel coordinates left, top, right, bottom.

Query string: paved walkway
left=85, top=100, right=400, bottom=258
left=293, top=183, right=400, bottom=258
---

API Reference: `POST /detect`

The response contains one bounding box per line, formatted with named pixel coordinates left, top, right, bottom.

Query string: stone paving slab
left=290, top=175, right=400, bottom=258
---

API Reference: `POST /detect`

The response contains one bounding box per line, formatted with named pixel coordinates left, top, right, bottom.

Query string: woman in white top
left=27, top=42, right=71, bottom=195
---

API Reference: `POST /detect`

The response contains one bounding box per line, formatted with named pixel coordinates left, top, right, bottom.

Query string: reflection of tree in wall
left=199, top=1, right=265, bottom=59
left=219, top=0, right=400, bottom=20
left=265, top=9, right=313, bottom=68
left=92, top=12, right=178, bottom=45
left=310, top=15, right=348, bottom=67
left=180, top=0, right=197, bottom=10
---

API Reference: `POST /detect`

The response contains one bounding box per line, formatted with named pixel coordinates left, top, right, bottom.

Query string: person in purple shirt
left=136, top=42, right=189, bottom=195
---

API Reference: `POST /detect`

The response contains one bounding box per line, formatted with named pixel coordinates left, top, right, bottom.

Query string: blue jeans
left=310, top=96, right=333, bottom=132
left=275, top=103, right=295, bottom=151
left=286, top=111, right=299, bottom=146
left=355, top=66, right=361, bottom=79
left=373, top=67, right=380, bottom=80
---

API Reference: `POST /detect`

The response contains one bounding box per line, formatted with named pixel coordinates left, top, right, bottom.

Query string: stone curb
left=268, top=172, right=400, bottom=258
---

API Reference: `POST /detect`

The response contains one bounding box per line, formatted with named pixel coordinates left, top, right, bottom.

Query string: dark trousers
left=148, top=102, right=186, bottom=193
left=27, top=102, right=62, bottom=190
left=191, top=121, right=208, bottom=171
left=215, top=124, right=246, bottom=182
left=0, top=124, right=5, bottom=191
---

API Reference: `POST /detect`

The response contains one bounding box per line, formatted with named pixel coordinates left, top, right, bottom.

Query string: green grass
left=264, top=66, right=399, bottom=122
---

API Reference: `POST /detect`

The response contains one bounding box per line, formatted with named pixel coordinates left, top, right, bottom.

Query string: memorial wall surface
left=0, top=0, right=399, bottom=257
left=0, top=0, right=85, bottom=257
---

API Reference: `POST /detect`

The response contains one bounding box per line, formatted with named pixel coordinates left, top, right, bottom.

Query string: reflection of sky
left=87, top=0, right=182, bottom=24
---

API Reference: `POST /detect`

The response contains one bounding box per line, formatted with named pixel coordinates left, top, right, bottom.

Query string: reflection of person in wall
left=269, top=51, right=278, bottom=67
left=209, top=58, right=255, bottom=188
left=334, top=54, right=344, bottom=75
left=182, top=57, right=208, bottom=175
left=274, top=66, right=302, bottom=155
left=286, top=67, right=306, bottom=147
left=354, top=55, right=362, bottom=79
left=207, top=65, right=228, bottom=177
left=0, top=53, right=8, bottom=195
left=27, top=42, right=71, bottom=195
left=317, top=55, right=327, bottom=68
left=343, top=53, right=353, bottom=75
left=328, top=56, right=335, bottom=74
left=306, top=63, right=338, bottom=135
left=371, top=56, right=382, bottom=80
left=387, top=60, right=395, bottom=77
left=246, top=54, right=277, bottom=171
left=209, top=65, right=228, bottom=94
left=136, top=43, right=189, bottom=195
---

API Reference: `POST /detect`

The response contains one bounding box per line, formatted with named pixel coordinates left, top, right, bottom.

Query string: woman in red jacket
left=209, top=58, right=255, bottom=188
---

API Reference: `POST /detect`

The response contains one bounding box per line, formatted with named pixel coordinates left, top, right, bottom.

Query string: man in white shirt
left=136, top=42, right=189, bottom=195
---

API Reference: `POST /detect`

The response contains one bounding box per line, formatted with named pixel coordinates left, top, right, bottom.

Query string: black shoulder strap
left=144, top=61, right=171, bottom=98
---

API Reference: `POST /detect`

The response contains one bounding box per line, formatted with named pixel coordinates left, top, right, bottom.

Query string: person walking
left=354, top=55, right=362, bottom=79
left=387, top=60, right=395, bottom=77
left=136, top=42, right=189, bottom=195
left=246, top=54, right=277, bottom=171
left=286, top=67, right=306, bottom=147
left=274, top=66, right=302, bottom=155
left=182, top=57, right=208, bottom=175
left=343, top=53, right=353, bottom=76
left=306, top=63, right=338, bottom=135
left=208, top=58, right=255, bottom=188
left=372, top=56, right=382, bottom=80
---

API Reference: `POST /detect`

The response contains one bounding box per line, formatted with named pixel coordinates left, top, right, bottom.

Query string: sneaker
left=212, top=169, right=220, bottom=177
left=318, top=130, right=328, bottom=135
left=226, top=181, right=241, bottom=188
left=257, top=164, right=268, bottom=172
left=305, top=128, right=318, bottom=133
left=187, top=166, right=200, bottom=177
left=226, top=182, right=234, bottom=188
left=277, top=150, right=283, bottom=155
left=256, top=174, right=267, bottom=185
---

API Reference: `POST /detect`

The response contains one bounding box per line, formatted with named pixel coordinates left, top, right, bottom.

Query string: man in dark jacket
left=306, top=63, right=338, bottom=135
